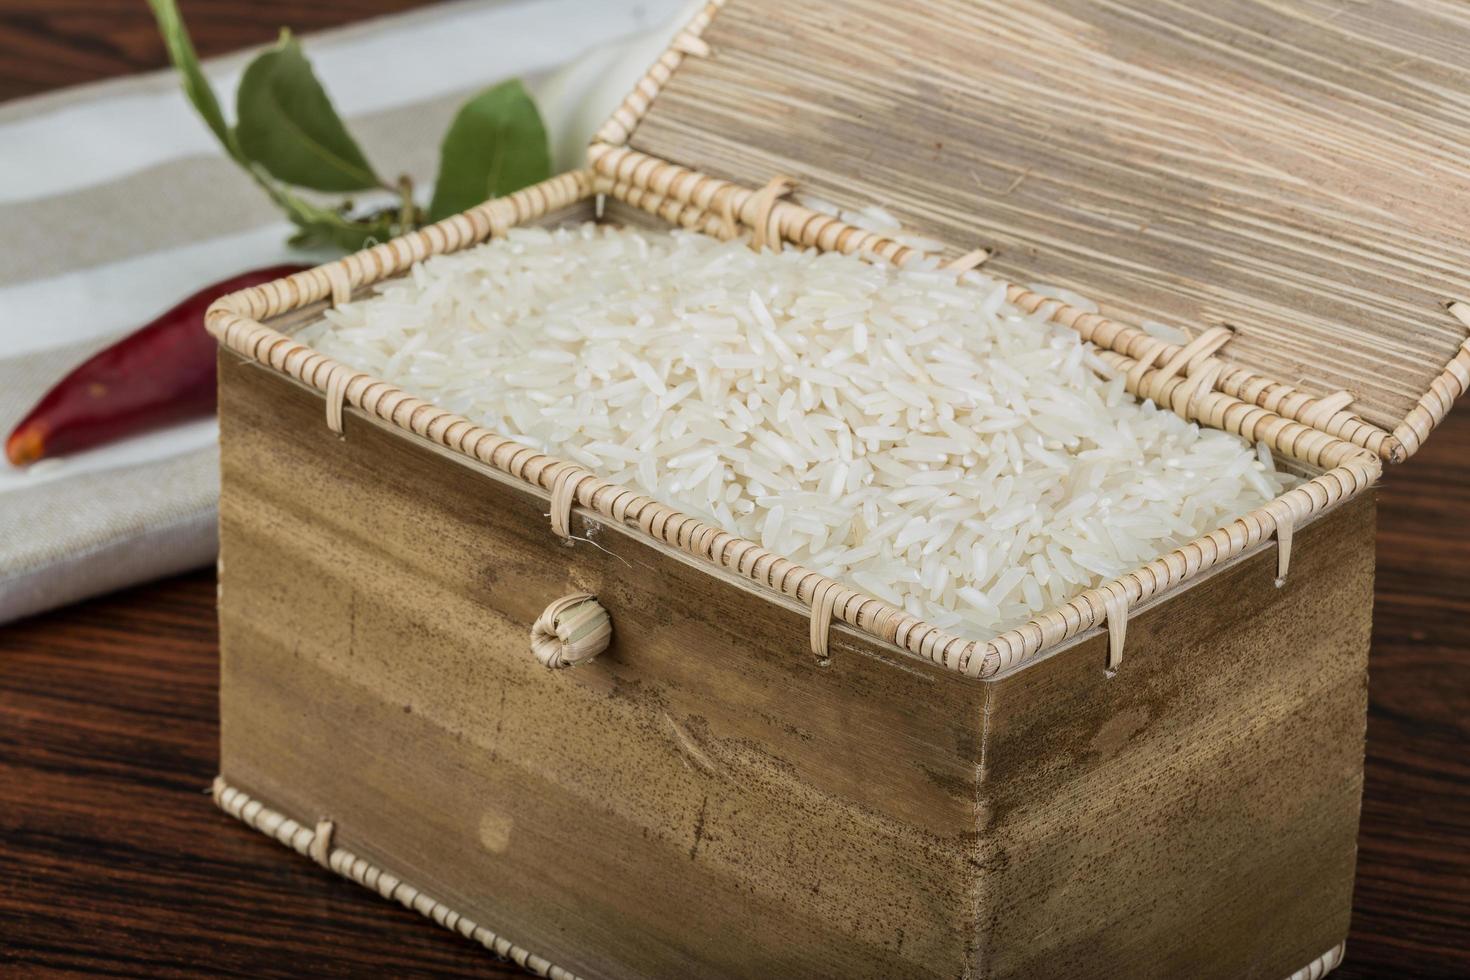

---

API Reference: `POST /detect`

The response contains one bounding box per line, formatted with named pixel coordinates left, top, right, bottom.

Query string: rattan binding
left=211, top=778, right=584, bottom=980
left=593, top=1, right=725, bottom=147
left=1287, top=943, right=1346, bottom=980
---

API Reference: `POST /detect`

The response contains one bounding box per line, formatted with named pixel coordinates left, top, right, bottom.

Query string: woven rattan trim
left=1393, top=304, right=1470, bottom=459
left=1286, top=943, right=1346, bottom=980
left=588, top=0, right=1470, bottom=464
left=211, top=778, right=584, bottom=980
left=206, top=168, right=1380, bottom=678
left=593, top=0, right=725, bottom=147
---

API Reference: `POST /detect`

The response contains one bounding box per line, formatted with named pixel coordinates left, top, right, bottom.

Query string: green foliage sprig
left=148, top=0, right=551, bottom=253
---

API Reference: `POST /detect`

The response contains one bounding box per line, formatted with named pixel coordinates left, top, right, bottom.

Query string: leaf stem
left=396, top=175, right=417, bottom=235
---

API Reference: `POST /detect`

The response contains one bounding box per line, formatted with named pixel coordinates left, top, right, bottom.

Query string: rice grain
left=301, top=224, right=1297, bottom=636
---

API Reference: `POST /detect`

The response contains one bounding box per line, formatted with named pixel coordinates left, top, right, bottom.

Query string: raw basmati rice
left=299, top=224, right=1298, bottom=637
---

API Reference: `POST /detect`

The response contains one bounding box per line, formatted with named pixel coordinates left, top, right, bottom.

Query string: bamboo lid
left=597, top=0, right=1470, bottom=458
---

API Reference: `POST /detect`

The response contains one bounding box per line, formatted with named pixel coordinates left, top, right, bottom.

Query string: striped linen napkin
left=0, top=0, right=686, bottom=624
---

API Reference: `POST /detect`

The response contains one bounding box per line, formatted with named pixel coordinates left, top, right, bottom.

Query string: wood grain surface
left=1, top=0, right=1467, bottom=977
left=981, top=491, right=1374, bottom=979
left=633, top=0, right=1470, bottom=435
left=0, top=0, right=437, bottom=102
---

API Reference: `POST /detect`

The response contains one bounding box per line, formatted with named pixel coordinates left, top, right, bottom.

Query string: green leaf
left=428, top=79, right=550, bottom=222
left=147, top=3, right=391, bottom=257
left=146, top=0, right=242, bottom=161
left=286, top=213, right=396, bottom=253
left=235, top=32, right=381, bottom=192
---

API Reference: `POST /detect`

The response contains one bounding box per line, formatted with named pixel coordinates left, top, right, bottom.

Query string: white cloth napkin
left=0, top=0, right=687, bottom=623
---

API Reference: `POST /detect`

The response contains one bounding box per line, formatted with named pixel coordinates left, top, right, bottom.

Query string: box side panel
left=980, top=493, right=1374, bottom=979
left=216, top=357, right=991, bottom=979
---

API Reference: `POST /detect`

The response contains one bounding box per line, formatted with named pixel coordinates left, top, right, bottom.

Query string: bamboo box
left=204, top=2, right=1470, bottom=978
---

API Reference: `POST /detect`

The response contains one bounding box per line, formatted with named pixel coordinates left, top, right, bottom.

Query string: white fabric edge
left=0, top=419, right=219, bottom=494
left=0, top=222, right=327, bottom=358
left=0, top=501, right=217, bottom=624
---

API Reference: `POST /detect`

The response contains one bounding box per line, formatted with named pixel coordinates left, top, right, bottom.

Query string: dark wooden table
left=2, top=2, right=1468, bottom=976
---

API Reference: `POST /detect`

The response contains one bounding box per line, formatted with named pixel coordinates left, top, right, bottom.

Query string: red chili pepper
left=5, top=264, right=310, bottom=466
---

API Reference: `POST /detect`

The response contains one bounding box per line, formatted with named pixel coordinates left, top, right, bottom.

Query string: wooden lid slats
left=609, top=0, right=1470, bottom=462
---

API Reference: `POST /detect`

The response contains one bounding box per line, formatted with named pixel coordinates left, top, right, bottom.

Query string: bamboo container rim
left=205, top=165, right=1383, bottom=679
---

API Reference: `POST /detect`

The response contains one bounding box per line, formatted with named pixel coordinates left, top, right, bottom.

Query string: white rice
left=300, top=224, right=1297, bottom=637
left=1142, top=319, right=1192, bottom=345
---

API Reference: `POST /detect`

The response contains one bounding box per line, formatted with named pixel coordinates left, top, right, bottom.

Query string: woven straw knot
left=309, top=818, right=335, bottom=869
left=808, top=579, right=843, bottom=667
left=530, top=593, right=613, bottom=669
left=748, top=175, right=796, bottom=253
